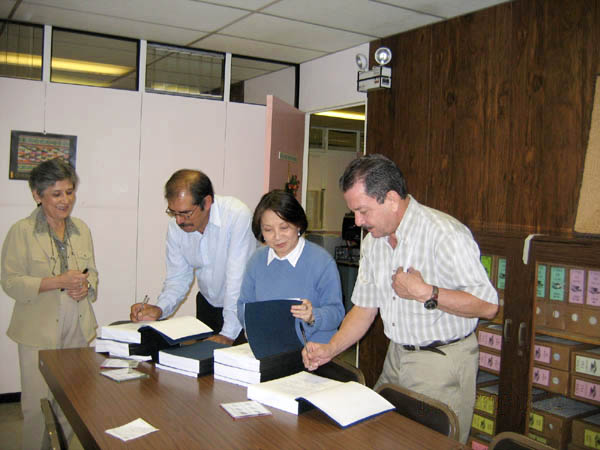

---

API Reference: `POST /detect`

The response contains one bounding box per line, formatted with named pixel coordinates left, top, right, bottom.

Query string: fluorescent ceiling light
left=1, top=51, right=132, bottom=76
left=315, top=111, right=365, bottom=121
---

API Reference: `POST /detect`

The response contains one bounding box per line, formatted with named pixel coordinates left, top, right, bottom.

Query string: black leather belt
left=402, top=332, right=473, bottom=356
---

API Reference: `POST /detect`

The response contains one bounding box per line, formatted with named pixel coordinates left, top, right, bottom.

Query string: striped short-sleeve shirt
left=352, top=195, right=498, bottom=346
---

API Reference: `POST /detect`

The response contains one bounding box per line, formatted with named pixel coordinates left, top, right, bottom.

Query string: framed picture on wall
left=9, top=130, right=77, bottom=180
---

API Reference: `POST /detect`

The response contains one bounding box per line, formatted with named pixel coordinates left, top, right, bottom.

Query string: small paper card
left=549, top=266, right=566, bottom=301
left=480, top=255, right=493, bottom=280
left=100, top=368, right=149, bottom=382
left=106, top=418, right=158, bottom=442
left=496, top=258, right=506, bottom=290
left=587, top=271, right=600, bottom=306
left=220, top=401, right=272, bottom=419
left=569, top=269, right=586, bottom=304
left=101, top=358, right=139, bottom=369
left=537, top=264, right=547, bottom=299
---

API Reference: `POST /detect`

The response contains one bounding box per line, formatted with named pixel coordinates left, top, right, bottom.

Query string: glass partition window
left=0, top=20, right=43, bottom=81
left=146, top=43, right=224, bottom=99
left=51, top=29, right=138, bottom=90
left=230, top=56, right=297, bottom=106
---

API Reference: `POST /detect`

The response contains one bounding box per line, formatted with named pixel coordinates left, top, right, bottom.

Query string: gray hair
left=339, top=154, right=408, bottom=203
left=28, top=158, right=79, bottom=196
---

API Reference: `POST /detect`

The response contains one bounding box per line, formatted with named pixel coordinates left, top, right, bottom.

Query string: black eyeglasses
left=165, top=204, right=198, bottom=219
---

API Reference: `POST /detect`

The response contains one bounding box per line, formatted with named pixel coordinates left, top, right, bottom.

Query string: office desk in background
left=39, top=348, right=466, bottom=450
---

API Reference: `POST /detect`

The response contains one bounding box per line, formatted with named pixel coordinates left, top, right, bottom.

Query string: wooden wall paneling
left=447, top=11, right=491, bottom=226
left=365, top=38, right=395, bottom=162
left=366, top=27, right=432, bottom=202
left=539, top=0, right=588, bottom=233
left=507, top=0, right=545, bottom=232
left=428, top=19, right=459, bottom=213
left=481, top=3, right=513, bottom=231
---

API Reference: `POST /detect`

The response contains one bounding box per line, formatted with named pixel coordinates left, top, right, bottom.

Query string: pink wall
left=264, top=95, right=305, bottom=200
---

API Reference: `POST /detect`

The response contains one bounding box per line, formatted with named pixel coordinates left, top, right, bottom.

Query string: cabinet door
left=475, top=232, right=534, bottom=434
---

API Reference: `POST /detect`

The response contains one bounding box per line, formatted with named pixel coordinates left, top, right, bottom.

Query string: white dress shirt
left=156, top=195, right=257, bottom=339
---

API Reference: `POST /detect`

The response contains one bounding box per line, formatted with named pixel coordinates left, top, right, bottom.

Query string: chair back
left=376, top=383, right=460, bottom=440
left=489, top=432, right=555, bottom=450
left=313, top=357, right=366, bottom=384
left=40, top=398, right=67, bottom=450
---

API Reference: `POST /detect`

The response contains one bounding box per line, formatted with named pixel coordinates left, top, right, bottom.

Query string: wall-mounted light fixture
left=356, top=47, right=392, bottom=93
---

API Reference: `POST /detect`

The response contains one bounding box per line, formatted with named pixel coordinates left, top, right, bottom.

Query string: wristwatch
left=424, top=285, right=439, bottom=310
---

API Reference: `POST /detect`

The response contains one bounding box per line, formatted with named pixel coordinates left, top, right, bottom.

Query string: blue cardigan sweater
left=237, top=240, right=345, bottom=344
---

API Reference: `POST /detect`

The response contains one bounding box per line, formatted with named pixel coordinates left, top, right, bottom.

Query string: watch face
left=424, top=299, right=438, bottom=310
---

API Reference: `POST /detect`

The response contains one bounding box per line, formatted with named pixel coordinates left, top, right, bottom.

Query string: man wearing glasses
left=130, top=169, right=256, bottom=345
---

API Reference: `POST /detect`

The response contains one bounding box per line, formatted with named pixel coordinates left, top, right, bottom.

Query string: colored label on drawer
left=475, top=393, right=495, bottom=416
left=569, top=269, right=585, bottom=304
left=584, top=429, right=600, bottom=449
left=472, top=413, right=494, bottom=435
left=529, top=412, right=544, bottom=432
left=588, top=271, right=600, bottom=307
left=471, top=441, right=488, bottom=450
left=532, top=367, right=550, bottom=386
left=537, top=265, right=547, bottom=298
left=575, top=355, right=600, bottom=378
left=478, top=331, right=502, bottom=351
left=528, top=433, right=548, bottom=444
left=549, top=267, right=566, bottom=301
left=481, top=256, right=493, bottom=280
left=574, top=378, right=600, bottom=402
left=479, top=352, right=501, bottom=372
left=497, top=258, right=506, bottom=290
left=534, top=345, right=551, bottom=364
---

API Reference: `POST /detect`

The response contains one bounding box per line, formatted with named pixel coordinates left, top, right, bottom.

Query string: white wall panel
left=223, top=101, right=266, bottom=212
left=136, top=93, right=228, bottom=317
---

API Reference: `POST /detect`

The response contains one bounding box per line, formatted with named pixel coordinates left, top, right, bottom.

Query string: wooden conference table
left=39, top=348, right=466, bottom=450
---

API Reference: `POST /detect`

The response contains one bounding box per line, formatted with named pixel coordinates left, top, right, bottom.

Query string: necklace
left=48, top=225, right=78, bottom=276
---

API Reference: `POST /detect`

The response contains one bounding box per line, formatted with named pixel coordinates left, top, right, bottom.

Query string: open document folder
left=247, top=371, right=395, bottom=427
left=244, top=299, right=303, bottom=359
left=99, top=316, right=213, bottom=345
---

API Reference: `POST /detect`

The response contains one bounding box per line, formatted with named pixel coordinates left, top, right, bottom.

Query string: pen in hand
left=61, top=267, right=88, bottom=292
left=299, top=322, right=310, bottom=354
left=137, top=295, right=150, bottom=321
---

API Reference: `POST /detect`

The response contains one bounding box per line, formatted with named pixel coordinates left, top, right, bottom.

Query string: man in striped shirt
left=303, top=154, right=498, bottom=443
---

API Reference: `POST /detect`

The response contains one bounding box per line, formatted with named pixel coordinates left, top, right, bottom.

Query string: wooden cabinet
left=525, top=236, right=600, bottom=449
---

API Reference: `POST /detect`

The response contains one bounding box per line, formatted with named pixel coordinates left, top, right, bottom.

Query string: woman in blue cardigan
left=237, top=190, right=344, bottom=344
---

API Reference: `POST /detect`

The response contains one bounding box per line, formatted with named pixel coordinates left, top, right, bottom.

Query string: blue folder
left=244, top=299, right=303, bottom=359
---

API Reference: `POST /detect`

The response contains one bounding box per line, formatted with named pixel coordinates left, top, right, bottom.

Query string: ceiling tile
left=263, top=0, right=440, bottom=38
left=221, top=14, right=369, bottom=53
left=18, top=0, right=248, bottom=31
left=189, top=0, right=276, bottom=11
left=195, top=34, right=325, bottom=63
left=12, top=4, right=207, bottom=45
left=1, top=1, right=18, bottom=17
left=375, top=0, right=511, bottom=19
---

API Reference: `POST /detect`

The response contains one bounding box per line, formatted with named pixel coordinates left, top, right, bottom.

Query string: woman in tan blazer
left=1, top=158, right=98, bottom=450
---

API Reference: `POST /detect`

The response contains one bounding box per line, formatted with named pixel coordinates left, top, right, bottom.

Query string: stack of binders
left=96, top=316, right=214, bottom=361
left=95, top=321, right=155, bottom=359
left=213, top=343, right=303, bottom=386
left=156, top=340, right=228, bottom=377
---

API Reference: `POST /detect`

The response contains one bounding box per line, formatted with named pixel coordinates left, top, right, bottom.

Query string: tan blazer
left=1, top=208, right=98, bottom=347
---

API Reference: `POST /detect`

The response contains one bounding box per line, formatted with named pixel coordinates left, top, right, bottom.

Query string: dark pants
left=196, top=291, right=246, bottom=344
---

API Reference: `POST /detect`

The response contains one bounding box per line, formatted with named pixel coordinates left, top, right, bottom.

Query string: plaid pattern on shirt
left=352, top=195, right=498, bottom=346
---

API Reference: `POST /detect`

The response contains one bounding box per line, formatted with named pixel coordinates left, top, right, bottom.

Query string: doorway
left=304, top=104, right=365, bottom=234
